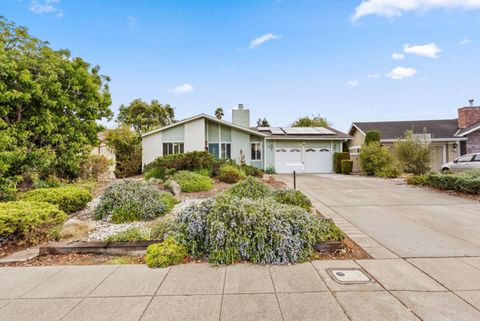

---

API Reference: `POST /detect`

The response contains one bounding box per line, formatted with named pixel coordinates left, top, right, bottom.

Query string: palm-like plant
left=215, top=107, right=224, bottom=120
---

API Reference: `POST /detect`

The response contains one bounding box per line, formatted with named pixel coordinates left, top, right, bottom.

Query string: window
left=221, top=143, right=231, bottom=159
left=163, top=142, right=184, bottom=156
left=251, top=143, right=262, bottom=160
left=473, top=154, right=480, bottom=162
left=457, top=155, right=473, bottom=163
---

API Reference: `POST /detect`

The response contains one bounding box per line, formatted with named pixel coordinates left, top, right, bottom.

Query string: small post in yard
left=293, top=171, right=296, bottom=190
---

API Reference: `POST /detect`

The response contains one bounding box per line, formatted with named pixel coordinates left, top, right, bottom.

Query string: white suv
left=441, top=153, right=480, bottom=173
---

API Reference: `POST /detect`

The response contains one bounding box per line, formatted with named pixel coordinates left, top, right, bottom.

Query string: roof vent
left=469, top=99, right=475, bottom=107
left=238, top=104, right=244, bottom=110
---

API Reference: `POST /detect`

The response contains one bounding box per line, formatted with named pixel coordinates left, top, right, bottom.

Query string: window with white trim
left=163, top=142, right=184, bottom=156
left=251, top=143, right=262, bottom=161
left=220, top=143, right=231, bottom=159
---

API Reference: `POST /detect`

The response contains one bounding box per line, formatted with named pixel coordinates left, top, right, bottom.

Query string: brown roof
left=456, top=121, right=480, bottom=136
left=351, top=119, right=459, bottom=140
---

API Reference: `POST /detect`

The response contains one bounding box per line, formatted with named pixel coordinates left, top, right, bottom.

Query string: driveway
left=278, top=174, right=480, bottom=258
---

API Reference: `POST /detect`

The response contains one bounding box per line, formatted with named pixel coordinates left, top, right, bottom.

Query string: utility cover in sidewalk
left=327, top=268, right=372, bottom=284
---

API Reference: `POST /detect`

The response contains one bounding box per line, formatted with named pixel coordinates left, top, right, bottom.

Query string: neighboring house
left=348, top=103, right=480, bottom=172
left=91, top=130, right=116, bottom=176
left=141, top=104, right=351, bottom=173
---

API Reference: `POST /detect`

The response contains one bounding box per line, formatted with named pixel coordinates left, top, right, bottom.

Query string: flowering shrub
left=94, top=180, right=174, bottom=223
left=176, top=195, right=343, bottom=265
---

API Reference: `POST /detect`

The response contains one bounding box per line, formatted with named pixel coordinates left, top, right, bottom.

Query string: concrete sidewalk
left=2, top=259, right=480, bottom=321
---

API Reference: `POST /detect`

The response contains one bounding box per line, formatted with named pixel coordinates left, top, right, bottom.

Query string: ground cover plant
left=0, top=201, right=67, bottom=244
left=165, top=171, right=214, bottom=192
left=407, top=170, right=480, bottom=195
left=106, top=228, right=150, bottom=242
left=218, top=164, right=246, bottom=183
left=94, top=180, right=176, bottom=223
left=20, top=185, right=92, bottom=213
left=145, top=236, right=187, bottom=268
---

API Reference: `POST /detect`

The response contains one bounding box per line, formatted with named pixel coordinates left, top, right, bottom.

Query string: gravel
left=87, top=221, right=150, bottom=241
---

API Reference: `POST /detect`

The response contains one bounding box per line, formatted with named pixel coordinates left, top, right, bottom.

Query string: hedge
left=0, top=201, right=67, bottom=244
left=20, top=185, right=92, bottom=213
left=365, top=130, right=381, bottom=145
left=334, top=152, right=350, bottom=174
left=407, top=170, right=480, bottom=194
left=341, top=160, right=353, bottom=174
left=143, top=151, right=216, bottom=179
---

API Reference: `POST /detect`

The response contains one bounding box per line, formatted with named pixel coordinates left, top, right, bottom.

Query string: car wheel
left=441, top=168, right=451, bottom=174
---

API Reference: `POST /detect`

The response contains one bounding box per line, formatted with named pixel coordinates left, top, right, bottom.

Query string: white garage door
left=274, top=147, right=333, bottom=173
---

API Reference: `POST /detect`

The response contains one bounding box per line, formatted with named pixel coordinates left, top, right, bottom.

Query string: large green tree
left=117, top=99, right=174, bottom=134
left=105, top=126, right=142, bottom=178
left=291, top=115, right=329, bottom=127
left=0, top=17, right=112, bottom=182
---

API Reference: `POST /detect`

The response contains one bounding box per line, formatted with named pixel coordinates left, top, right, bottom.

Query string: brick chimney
left=458, top=101, right=480, bottom=129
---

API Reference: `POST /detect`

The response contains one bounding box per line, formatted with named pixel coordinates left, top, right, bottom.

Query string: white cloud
left=386, top=66, right=418, bottom=80
left=367, top=73, right=381, bottom=79
left=392, top=52, right=405, bottom=60
left=403, top=43, right=441, bottom=58
left=249, top=33, right=281, bottom=49
left=29, top=0, right=63, bottom=17
left=347, top=80, right=359, bottom=87
left=170, top=83, right=194, bottom=95
left=352, top=0, right=480, bottom=20
left=460, top=38, right=471, bottom=45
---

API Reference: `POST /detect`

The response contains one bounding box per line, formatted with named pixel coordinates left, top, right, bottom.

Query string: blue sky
left=2, top=0, right=480, bottom=131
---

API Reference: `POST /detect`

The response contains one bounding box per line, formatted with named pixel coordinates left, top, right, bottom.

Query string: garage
left=274, top=146, right=333, bottom=173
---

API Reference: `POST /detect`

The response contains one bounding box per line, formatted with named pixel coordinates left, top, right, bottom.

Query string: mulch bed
left=0, top=253, right=146, bottom=267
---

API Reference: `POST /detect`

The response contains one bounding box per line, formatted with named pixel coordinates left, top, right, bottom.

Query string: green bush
left=315, top=218, right=344, bottom=243
left=266, top=166, right=276, bottom=174
left=144, top=167, right=167, bottom=180
left=194, top=168, right=213, bottom=177
left=0, top=201, right=67, bottom=244
left=160, top=192, right=179, bottom=213
left=150, top=218, right=179, bottom=240
left=341, top=160, right=353, bottom=174
left=376, top=161, right=402, bottom=178
left=224, top=177, right=272, bottom=199
left=145, top=236, right=187, bottom=268
left=410, top=170, right=480, bottom=194
left=365, top=130, right=381, bottom=145
left=334, top=152, right=350, bottom=174
left=218, top=164, right=246, bottom=184
left=94, top=180, right=172, bottom=223
left=241, top=164, right=264, bottom=178
left=271, top=188, right=312, bottom=211
left=394, top=130, right=431, bottom=175
left=20, top=185, right=92, bottom=213
left=106, top=228, right=150, bottom=242
left=166, top=171, right=214, bottom=193
left=79, top=154, right=112, bottom=181
left=406, top=174, right=429, bottom=186
left=177, top=196, right=343, bottom=265
left=144, top=151, right=216, bottom=176
left=359, top=142, right=396, bottom=177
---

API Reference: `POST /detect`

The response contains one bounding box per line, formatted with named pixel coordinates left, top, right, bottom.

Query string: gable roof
left=350, top=119, right=460, bottom=140
left=141, top=114, right=268, bottom=138
left=456, top=121, right=480, bottom=137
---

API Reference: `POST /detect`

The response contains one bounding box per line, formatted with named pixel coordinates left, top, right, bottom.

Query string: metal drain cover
left=327, top=268, right=372, bottom=284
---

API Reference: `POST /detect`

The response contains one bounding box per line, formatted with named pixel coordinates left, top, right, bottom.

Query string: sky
left=2, top=0, right=480, bottom=131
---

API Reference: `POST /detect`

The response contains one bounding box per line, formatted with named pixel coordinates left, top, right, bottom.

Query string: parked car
left=441, top=152, right=480, bottom=173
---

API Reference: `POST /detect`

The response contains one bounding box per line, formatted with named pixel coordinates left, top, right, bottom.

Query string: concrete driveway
left=278, top=174, right=480, bottom=258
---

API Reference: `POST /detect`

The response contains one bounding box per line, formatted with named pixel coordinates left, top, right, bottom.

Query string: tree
left=105, top=126, right=142, bottom=178
left=291, top=115, right=329, bottom=127
left=359, top=142, right=400, bottom=178
left=365, top=130, right=381, bottom=145
left=117, top=99, right=174, bottom=135
left=394, top=130, right=431, bottom=175
left=215, top=108, right=224, bottom=120
left=257, top=118, right=270, bottom=127
left=0, top=17, right=112, bottom=181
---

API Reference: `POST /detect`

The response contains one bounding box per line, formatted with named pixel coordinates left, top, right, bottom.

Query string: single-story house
left=141, top=104, right=352, bottom=173
left=348, top=103, right=480, bottom=172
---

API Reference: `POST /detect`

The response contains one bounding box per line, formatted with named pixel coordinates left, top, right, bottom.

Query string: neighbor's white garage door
left=274, top=147, right=332, bottom=173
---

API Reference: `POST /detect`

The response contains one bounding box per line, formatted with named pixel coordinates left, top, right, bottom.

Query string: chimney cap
left=469, top=99, right=474, bottom=107
left=238, top=103, right=244, bottom=109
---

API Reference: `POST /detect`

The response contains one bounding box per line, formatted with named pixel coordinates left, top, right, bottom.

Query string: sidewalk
left=2, top=258, right=480, bottom=321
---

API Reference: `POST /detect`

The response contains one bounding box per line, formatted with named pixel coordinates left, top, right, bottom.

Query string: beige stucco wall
left=184, top=118, right=205, bottom=152
left=142, top=131, right=162, bottom=168
left=349, top=129, right=365, bottom=150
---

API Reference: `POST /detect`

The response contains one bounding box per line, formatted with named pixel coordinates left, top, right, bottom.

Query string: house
left=141, top=104, right=351, bottom=173
left=91, top=130, right=116, bottom=177
left=348, top=103, right=480, bottom=172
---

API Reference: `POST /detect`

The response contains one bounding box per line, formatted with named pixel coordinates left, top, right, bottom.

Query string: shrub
left=176, top=196, right=343, bottom=265
left=376, top=162, right=401, bottom=178
left=144, top=151, right=216, bottom=176
left=406, top=174, right=429, bottom=186
left=359, top=142, right=395, bottom=176
left=145, top=236, right=187, bottom=268
left=218, top=164, right=246, bottom=184
left=79, top=154, right=112, bottom=181
left=223, top=177, right=272, bottom=199
left=165, top=171, right=214, bottom=193
left=334, top=152, right=350, bottom=174
left=271, top=188, right=312, bottom=211
left=315, top=218, right=344, bottom=243
left=394, top=130, right=431, bottom=175
left=341, top=160, right=353, bottom=174
left=266, top=166, right=276, bottom=174
left=0, top=201, right=67, bottom=244
left=94, top=180, right=171, bottom=223
left=411, top=170, right=480, bottom=194
left=150, top=218, right=179, bottom=240
left=21, top=185, right=92, bottom=213
left=194, top=168, right=213, bottom=177
left=107, top=228, right=150, bottom=242
left=144, top=167, right=166, bottom=180
left=241, top=165, right=264, bottom=178
left=105, top=126, right=142, bottom=178
left=365, top=130, right=381, bottom=145
left=160, top=192, right=179, bottom=213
